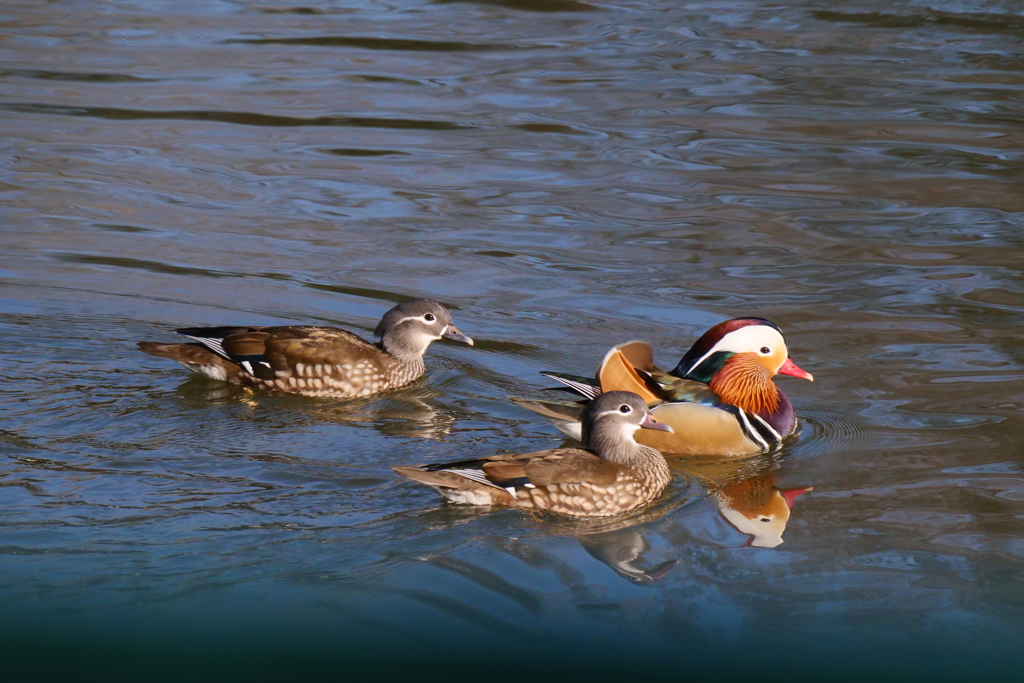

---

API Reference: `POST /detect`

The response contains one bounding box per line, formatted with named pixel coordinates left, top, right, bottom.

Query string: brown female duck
left=394, top=391, right=673, bottom=517
left=511, top=318, right=813, bottom=456
left=138, top=298, right=472, bottom=398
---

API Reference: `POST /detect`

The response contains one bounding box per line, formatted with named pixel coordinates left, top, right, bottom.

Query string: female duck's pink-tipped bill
left=777, top=357, right=813, bottom=381
left=641, top=414, right=673, bottom=433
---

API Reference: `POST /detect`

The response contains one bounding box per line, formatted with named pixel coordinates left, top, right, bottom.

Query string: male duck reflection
left=138, top=299, right=473, bottom=399
left=512, top=318, right=813, bottom=456
left=680, top=455, right=811, bottom=548
left=715, top=472, right=810, bottom=548
left=394, top=392, right=672, bottom=517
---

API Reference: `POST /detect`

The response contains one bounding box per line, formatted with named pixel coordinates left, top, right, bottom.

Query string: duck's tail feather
left=137, top=341, right=243, bottom=383
left=392, top=466, right=466, bottom=489
left=507, top=396, right=584, bottom=441
left=393, top=466, right=516, bottom=506
left=538, top=372, right=601, bottom=399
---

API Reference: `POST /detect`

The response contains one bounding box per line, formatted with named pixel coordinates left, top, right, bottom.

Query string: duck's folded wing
left=256, top=326, right=385, bottom=379
left=176, top=326, right=267, bottom=361
left=175, top=326, right=273, bottom=376
left=613, top=340, right=656, bottom=372
left=596, top=346, right=661, bottom=403
left=410, top=449, right=620, bottom=490
left=394, top=454, right=530, bottom=499
left=538, top=340, right=658, bottom=401
left=496, top=448, right=622, bottom=487
left=645, top=374, right=726, bottom=408
left=507, top=397, right=584, bottom=422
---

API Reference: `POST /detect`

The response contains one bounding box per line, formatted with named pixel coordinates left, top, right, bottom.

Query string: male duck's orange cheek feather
left=709, top=353, right=781, bottom=416
left=777, top=357, right=814, bottom=381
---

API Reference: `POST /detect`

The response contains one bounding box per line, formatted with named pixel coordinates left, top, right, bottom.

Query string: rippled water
left=2, top=0, right=1023, bottom=679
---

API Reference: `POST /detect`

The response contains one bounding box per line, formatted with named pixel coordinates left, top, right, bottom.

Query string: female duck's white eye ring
left=424, top=313, right=436, bottom=322
left=619, top=405, right=632, bottom=414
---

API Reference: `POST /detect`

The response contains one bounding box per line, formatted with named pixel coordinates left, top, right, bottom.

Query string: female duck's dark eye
left=619, top=405, right=631, bottom=414
left=760, top=347, right=770, bottom=354
left=424, top=313, right=436, bottom=322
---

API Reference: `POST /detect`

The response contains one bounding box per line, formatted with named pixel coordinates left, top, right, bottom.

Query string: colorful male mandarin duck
left=393, top=391, right=673, bottom=517
left=138, top=298, right=473, bottom=399
left=510, top=318, right=813, bottom=456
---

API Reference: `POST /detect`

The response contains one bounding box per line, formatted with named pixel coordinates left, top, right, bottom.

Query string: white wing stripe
left=541, top=373, right=601, bottom=400
left=449, top=468, right=505, bottom=491
left=184, top=335, right=230, bottom=360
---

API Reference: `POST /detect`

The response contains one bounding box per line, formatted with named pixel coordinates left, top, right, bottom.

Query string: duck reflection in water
left=302, top=392, right=458, bottom=440
left=564, top=454, right=812, bottom=583
left=169, top=375, right=457, bottom=439
left=679, top=454, right=811, bottom=548
left=577, top=523, right=679, bottom=585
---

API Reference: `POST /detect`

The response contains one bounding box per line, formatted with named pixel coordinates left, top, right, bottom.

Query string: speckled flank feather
left=508, top=451, right=669, bottom=517
left=241, top=327, right=421, bottom=398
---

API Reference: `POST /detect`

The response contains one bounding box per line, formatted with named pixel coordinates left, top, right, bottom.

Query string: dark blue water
left=2, top=0, right=1023, bottom=679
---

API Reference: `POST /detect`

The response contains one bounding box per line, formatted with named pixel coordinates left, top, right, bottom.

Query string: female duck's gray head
left=581, top=391, right=671, bottom=464
left=374, top=298, right=473, bottom=360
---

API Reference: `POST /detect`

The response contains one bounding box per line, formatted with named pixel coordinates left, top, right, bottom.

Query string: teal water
left=2, top=0, right=1023, bottom=680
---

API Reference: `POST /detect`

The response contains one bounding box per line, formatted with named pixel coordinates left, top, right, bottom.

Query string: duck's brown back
left=236, top=326, right=419, bottom=398
left=484, top=447, right=670, bottom=517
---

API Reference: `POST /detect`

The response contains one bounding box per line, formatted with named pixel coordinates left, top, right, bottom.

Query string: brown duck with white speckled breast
left=137, top=298, right=473, bottom=399
left=393, top=391, right=673, bottom=517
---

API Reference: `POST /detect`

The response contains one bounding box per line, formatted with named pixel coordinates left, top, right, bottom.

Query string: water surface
left=2, top=0, right=1023, bottom=679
